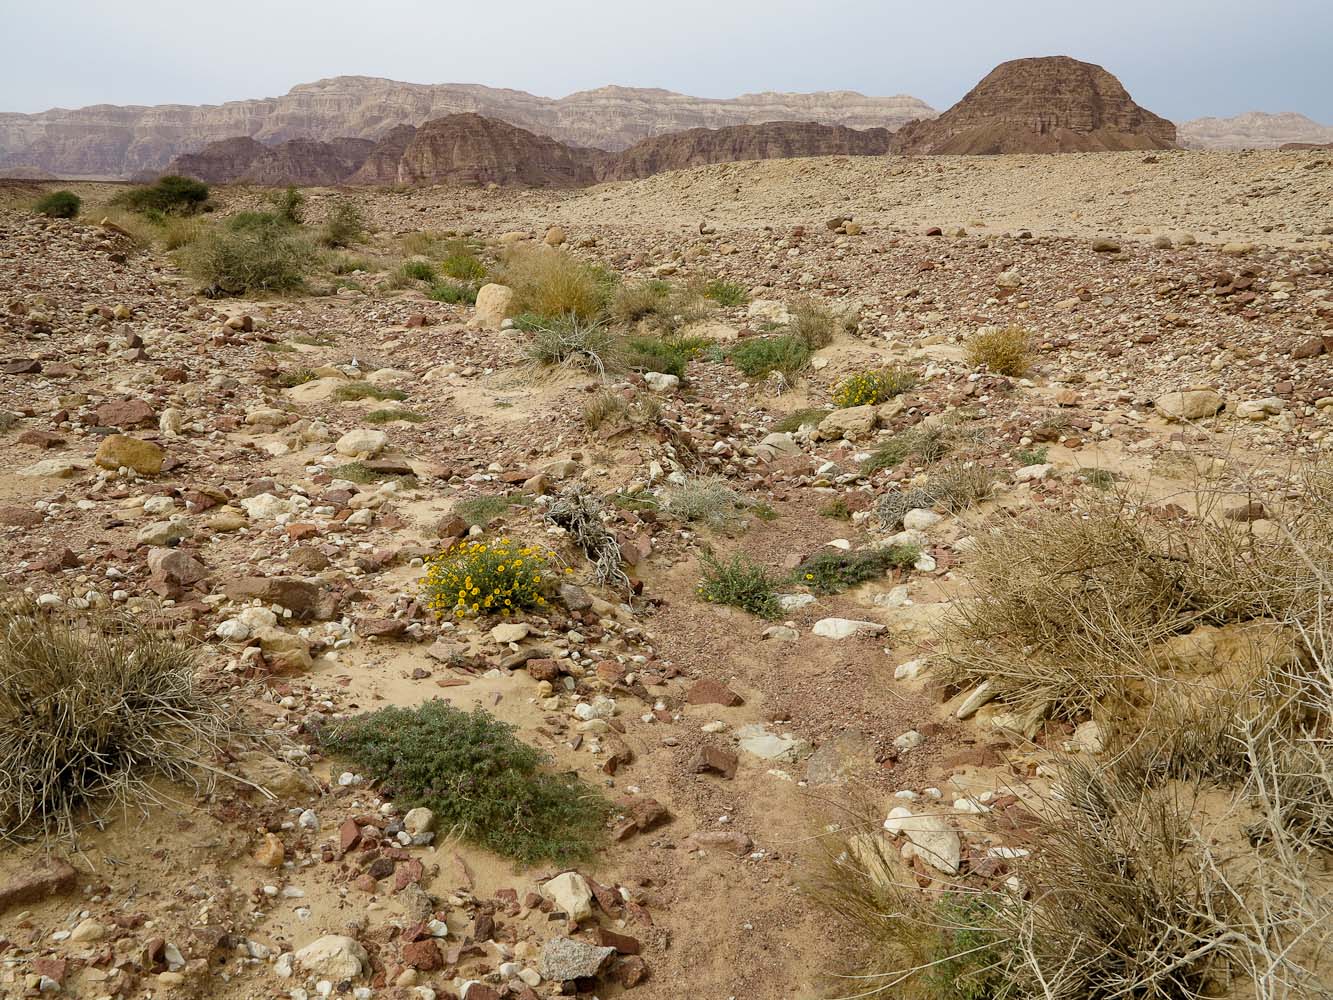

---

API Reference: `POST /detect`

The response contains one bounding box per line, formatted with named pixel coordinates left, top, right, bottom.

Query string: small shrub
left=183, top=223, right=316, bottom=294
left=582, top=391, right=628, bottom=430
left=226, top=210, right=291, bottom=234
left=320, top=199, right=366, bottom=248
left=874, top=486, right=937, bottom=531
left=440, top=242, right=487, bottom=282
left=664, top=475, right=751, bottom=528
left=610, top=280, right=671, bottom=324
left=503, top=248, right=610, bottom=321
left=329, top=254, right=376, bottom=275
left=329, top=462, right=415, bottom=485
left=928, top=462, right=998, bottom=513
left=400, top=231, right=448, bottom=257
left=819, top=496, right=852, bottom=520
left=364, top=408, right=426, bottom=424
left=422, top=538, right=562, bottom=618
left=860, top=424, right=954, bottom=475
left=832, top=366, right=917, bottom=408
left=1081, top=467, right=1117, bottom=490
left=321, top=701, right=607, bottom=865
left=35, top=190, right=80, bottom=219
left=702, top=278, right=749, bottom=306
left=397, top=259, right=437, bottom=282
left=267, top=186, right=305, bottom=225
left=773, top=408, right=832, bottom=433
left=524, top=316, right=617, bottom=376
left=453, top=495, right=529, bottom=527
left=333, top=381, right=406, bottom=402
left=729, top=334, right=811, bottom=380
left=545, top=484, right=630, bottom=589
left=115, top=175, right=209, bottom=215
left=619, top=335, right=693, bottom=378
left=788, top=297, right=840, bottom=348
left=696, top=550, right=782, bottom=619
left=428, top=281, right=479, bottom=305
left=966, top=325, right=1033, bottom=376
left=1013, top=445, right=1049, bottom=466
left=273, top=367, right=317, bottom=388
left=160, top=216, right=204, bottom=250
left=794, top=546, right=919, bottom=594
left=0, top=602, right=228, bottom=839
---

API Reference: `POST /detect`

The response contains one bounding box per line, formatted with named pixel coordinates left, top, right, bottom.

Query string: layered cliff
left=1178, top=112, right=1333, bottom=150
left=891, top=56, right=1176, bottom=155
left=0, top=76, right=935, bottom=178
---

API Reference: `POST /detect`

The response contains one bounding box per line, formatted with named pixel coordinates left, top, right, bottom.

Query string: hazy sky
left=5, top=0, right=1332, bottom=123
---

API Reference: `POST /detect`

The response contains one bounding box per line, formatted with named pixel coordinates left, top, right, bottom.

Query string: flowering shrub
left=832, top=366, right=917, bottom=408
left=423, top=539, right=566, bottom=618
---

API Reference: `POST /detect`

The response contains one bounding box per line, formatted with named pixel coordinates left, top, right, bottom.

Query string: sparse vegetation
left=329, top=462, right=415, bottom=485
left=364, top=407, right=426, bottom=424
left=428, top=280, right=479, bottom=304
left=773, top=408, right=832, bottom=433
left=333, top=381, right=406, bottom=402
left=832, top=366, right=917, bottom=408
left=545, top=484, right=630, bottom=589
left=321, top=701, right=606, bottom=865
left=397, top=258, right=437, bottom=282
left=928, top=461, right=998, bottom=513
left=268, top=186, right=305, bottom=225
left=453, top=494, right=532, bottom=528
left=664, top=475, right=753, bottom=528
left=183, top=220, right=317, bottom=294
left=702, top=278, right=749, bottom=306
left=788, top=297, right=843, bottom=349
left=524, top=316, right=617, bottom=376
left=422, top=538, right=560, bottom=618
left=319, top=198, right=366, bottom=248
left=966, top=324, right=1034, bottom=376
left=503, top=247, right=610, bottom=321
left=0, top=602, right=229, bottom=840
left=34, top=189, right=80, bottom=219
left=696, top=550, right=782, bottom=619
left=794, top=545, right=919, bottom=594
left=860, top=422, right=956, bottom=475
left=114, top=175, right=210, bottom=216
left=728, top=333, right=811, bottom=381
left=1013, top=445, right=1049, bottom=466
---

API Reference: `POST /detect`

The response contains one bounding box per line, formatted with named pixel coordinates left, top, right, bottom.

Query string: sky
left=4, top=0, right=1332, bottom=124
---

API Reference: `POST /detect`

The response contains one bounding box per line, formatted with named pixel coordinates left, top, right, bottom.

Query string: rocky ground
left=0, top=147, right=1331, bottom=1000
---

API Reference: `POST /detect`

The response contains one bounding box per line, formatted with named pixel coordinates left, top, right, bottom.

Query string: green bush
left=729, top=334, right=811, bottom=380
left=115, top=175, right=209, bottom=216
left=794, top=546, right=919, bottom=594
left=702, top=278, right=749, bottom=306
left=860, top=424, right=955, bottom=475
left=610, top=280, right=671, bottom=324
left=832, top=366, right=917, bottom=407
left=441, top=242, right=487, bottom=282
left=697, top=550, right=782, bottom=619
left=321, top=701, right=607, bottom=865
left=225, top=210, right=291, bottom=233
left=320, top=199, right=365, bottom=248
left=618, top=334, right=709, bottom=379
left=268, top=186, right=304, bottom=224
left=35, top=190, right=80, bottom=219
left=428, top=281, right=479, bottom=305
left=398, top=259, right=437, bottom=282
left=183, top=222, right=316, bottom=293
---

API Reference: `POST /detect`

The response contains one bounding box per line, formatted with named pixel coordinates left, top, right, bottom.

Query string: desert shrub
left=400, top=230, right=448, bottom=257
left=94, top=208, right=156, bottom=247
left=35, top=189, right=80, bottom=219
left=440, top=242, right=487, bottom=282
left=503, top=247, right=609, bottom=321
left=0, top=602, right=228, bottom=840
left=819, top=496, right=853, bottom=520
left=524, top=316, right=617, bottom=376
left=1080, top=467, right=1117, bottom=490
left=328, top=253, right=375, bottom=275
left=788, top=297, right=840, bottom=348
left=545, top=484, right=629, bottom=589
left=663, top=475, right=752, bottom=528
left=832, top=366, right=917, bottom=408
left=702, top=278, right=749, bottom=306
left=728, top=334, right=811, bottom=380
left=966, top=325, right=1033, bottom=376
left=618, top=334, right=701, bottom=378
left=873, top=486, right=937, bottom=531
left=268, top=186, right=305, bottom=224
left=1013, top=445, right=1049, bottom=466
left=272, top=367, right=317, bottom=388
left=319, top=198, right=365, bottom=248
left=773, top=408, right=832, bottom=433
left=364, top=408, right=426, bottom=424
left=860, top=423, right=955, bottom=475
left=333, top=381, right=405, bottom=402
left=696, top=550, right=782, bottom=619
left=397, top=259, right=437, bottom=282
left=225, top=210, right=291, bottom=233
left=183, top=221, right=316, bottom=294
left=329, top=461, right=416, bottom=485
left=582, top=391, right=661, bottom=432
left=160, top=216, right=205, bottom=250
left=422, top=538, right=562, bottom=618
left=452, top=494, right=532, bottom=528
left=321, top=701, right=607, bottom=865
left=928, top=461, right=998, bottom=513
left=794, top=545, right=919, bottom=594
left=115, top=175, right=210, bottom=215
left=428, top=280, right=478, bottom=304
left=609, top=280, right=671, bottom=324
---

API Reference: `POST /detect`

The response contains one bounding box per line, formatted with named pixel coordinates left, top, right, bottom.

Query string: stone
left=69, top=919, right=108, bottom=943
left=694, top=745, right=739, bottom=779
left=335, top=428, right=387, bottom=457
left=95, top=398, right=155, bottom=427
left=685, top=678, right=742, bottom=706
left=294, top=935, right=369, bottom=981
left=883, top=807, right=961, bottom=874
left=223, top=576, right=330, bottom=620
left=403, top=807, right=434, bottom=836
left=1154, top=389, right=1224, bottom=421
left=17, top=457, right=88, bottom=478
left=491, top=622, right=531, bottom=644
left=736, top=723, right=807, bottom=761
left=747, top=299, right=792, bottom=326
left=253, top=832, right=285, bottom=868
left=0, top=860, right=77, bottom=914
left=538, top=937, right=615, bottom=982
left=643, top=372, right=680, bottom=392
left=1014, top=463, right=1055, bottom=482
left=540, top=871, right=593, bottom=921
left=544, top=226, right=566, bottom=246
left=817, top=405, right=878, bottom=441
left=95, top=435, right=164, bottom=474
left=474, top=283, right=515, bottom=329
left=812, top=617, right=885, bottom=639
left=1091, top=237, right=1122, bottom=253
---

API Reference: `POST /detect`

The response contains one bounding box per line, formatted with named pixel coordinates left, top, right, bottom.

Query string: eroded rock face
left=346, top=124, right=418, bottom=185
left=1178, top=112, right=1333, bottom=150
left=393, top=114, right=606, bottom=188
left=0, top=75, right=935, bottom=177
left=891, top=56, right=1177, bottom=155
left=162, top=136, right=373, bottom=186
left=600, top=121, right=892, bottom=181
left=166, top=136, right=267, bottom=183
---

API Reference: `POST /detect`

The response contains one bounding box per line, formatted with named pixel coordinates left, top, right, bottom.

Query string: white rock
left=902, top=509, right=941, bottom=531
left=294, top=936, right=369, bottom=981
left=893, top=730, right=925, bottom=751
left=491, top=623, right=530, bottom=644
left=473, top=283, right=515, bottom=329
left=403, top=807, right=434, bottom=836
left=540, top=871, right=593, bottom=921
left=643, top=372, right=680, bottom=392
left=812, top=617, right=885, bottom=640
left=1014, top=463, right=1055, bottom=483
left=335, top=429, right=387, bottom=458
left=883, top=807, right=961, bottom=874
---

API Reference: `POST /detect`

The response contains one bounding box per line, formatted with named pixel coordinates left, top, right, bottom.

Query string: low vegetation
left=333, top=381, right=406, bottom=402
left=0, top=602, right=229, bottom=840
left=860, top=422, right=956, bottom=475
left=113, top=175, right=210, bottom=216
left=664, top=475, right=754, bottom=528
left=503, top=247, right=610, bottom=321
left=182, top=219, right=317, bottom=294
left=319, top=198, right=366, bottom=248
left=702, top=277, right=749, bottom=306
left=794, top=545, right=920, bottom=594
left=696, top=550, right=782, bottom=619
left=34, top=189, right=80, bottom=219
left=321, top=701, right=607, bottom=865
left=728, top=333, right=811, bottom=381
left=965, top=324, right=1034, bottom=376
left=523, top=316, right=618, bottom=375
left=832, top=366, right=917, bottom=408
left=773, top=408, right=832, bottom=433
left=422, top=538, right=562, bottom=618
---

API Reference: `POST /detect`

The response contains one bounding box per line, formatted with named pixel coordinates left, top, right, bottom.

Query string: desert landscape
left=1, top=40, right=1332, bottom=1000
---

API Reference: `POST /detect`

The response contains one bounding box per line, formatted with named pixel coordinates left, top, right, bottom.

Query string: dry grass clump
left=965, top=324, right=1034, bottom=376
left=609, top=279, right=711, bottom=334
left=0, top=602, right=230, bottom=840
left=523, top=316, right=618, bottom=377
left=544, top=484, right=630, bottom=590
left=582, top=391, right=661, bottom=431
left=928, top=461, right=999, bottom=513
left=502, top=247, right=610, bottom=321
left=182, top=220, right=318, bottom=294
left=663, top=475, right=753, bottom=529
left=788, top=297, right=846, bottom=349
left=861, top=422, right=958, bottom=476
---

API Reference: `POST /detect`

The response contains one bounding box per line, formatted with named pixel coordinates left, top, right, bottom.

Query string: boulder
left=1154, top=389, right=1224, bottom=421
left=883, top=807, right=961, bottom=874
left=540, top=871, right=593, bottom=921
left=294, top=935, right=369, bottom=981
left=95, top=435, right=164, bottom=475
left=817, top=405, right=878, bottom=441
left=538, top=937, right=616, bottom=982
left=474, top=283, right=515, bottom=329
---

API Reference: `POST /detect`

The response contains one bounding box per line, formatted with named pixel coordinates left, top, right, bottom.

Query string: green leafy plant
left=114, top=175, right=210, bottom=215
left=702, top=278, right=749, bottom=306
left=321, top=702, right=607, bottom=865
left=728, top=334, right=811, bottom=380
left=696, top=550, right=782, bottom=619
left=428, top=281, right=479, bottom=304
left=320, top=198, right=366, bottom=248
left=34, top=190, right=80, bottom=219
left=398, top=259, right=437, bottom=282
left=861, top=424, right=955, bottom=475
left=268, top=186, right=305, bottom=224
left=832, top=367, right=917, bottom=408
left=794, top=546, right=919, bottom=594
left=1013, top=446, right=1049, bottom=466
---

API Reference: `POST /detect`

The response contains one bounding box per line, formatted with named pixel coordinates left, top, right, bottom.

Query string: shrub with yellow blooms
left=831, top=366, right=917, bottom=408
left=422, top=539, right=567, bottom=618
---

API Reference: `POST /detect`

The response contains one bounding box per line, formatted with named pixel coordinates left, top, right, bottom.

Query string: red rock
left=694, top=746, right=738, bottom=779
left=595, top=926, right=641, bottom=955
left=685, top=678, right=742, bottom=706
left=393, top=858, right=424, bottom=891
left=340, top=817, right=362, bottom=853
left=401, top=938, right=442, bottom=971
left=0, top=860, right=76, bottom=914
left=617, top=955, right=650, bottom=987
left=95, top=398, right=156, bottom=428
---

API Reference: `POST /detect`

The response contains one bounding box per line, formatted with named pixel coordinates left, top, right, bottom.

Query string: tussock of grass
left=428, top=280, right=479, bottom=305
left=928, top=461, right=999, bottom=513
left=321, top=701, right=607, bottom=865
left=333, top=381, right=406, bottom=402
left=273, top=367, right=317, bottom=388
left=697, top=550, right=782, bottom=619
left=860, top=423, right=955, bottom=475
left=319, top=199, right=366, bottom=248
left=502, top=247, right=610, bottom=321
left=182, top=222, right=317, bottom=294
left=664, top=475, right=752, bottom=528
left=966, top=325, right=1034, bottom=376
left=35, top=190, right=80, bottom=219
left=582, top=391, right=661, bottom=432
left=329, top=462, right=415, bottom=485
left=773, top=408, right=833, bottom=433
left=702, top=278, right=749, bottom=306
left=729, top=334, right=812, bottom=381
left=453, top=494, right=532, bottom=527
left=0, top=602, right=229, bottom=840
left=788, top=297, right=842, bottom=348
left=364, top=408, right=426, bottom=424
left=524, top=316, right=617, bottom=376
left=396, top=259, right=437, bottom=282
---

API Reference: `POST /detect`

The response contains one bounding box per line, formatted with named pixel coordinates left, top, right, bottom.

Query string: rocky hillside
left=599, top=121, right=892, bottom=181
left=892, top=56, right=1176, bottom=154
left=0, top=76, right=935, bottom=178
left=1178, top=111, right=1333, bottom=150
left=162, top=115, right=899, bottom=188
